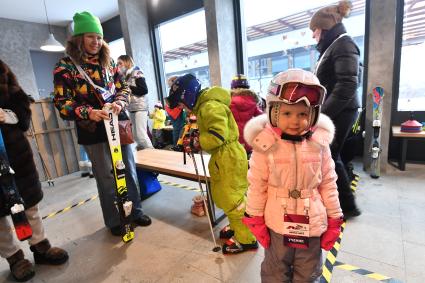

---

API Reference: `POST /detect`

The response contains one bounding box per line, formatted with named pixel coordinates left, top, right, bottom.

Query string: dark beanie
left=309, top=1, right=352, bottom=31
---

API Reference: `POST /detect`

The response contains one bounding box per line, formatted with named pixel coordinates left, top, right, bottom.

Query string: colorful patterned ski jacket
left=53, top=55, right=129, bottom=145
left=244, top=114, right=342, bottom=237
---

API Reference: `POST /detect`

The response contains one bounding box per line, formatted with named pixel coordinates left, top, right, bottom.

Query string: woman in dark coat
left=0, top=59, right=68, bottom=282
left=309, top=0, right=361, bottom=218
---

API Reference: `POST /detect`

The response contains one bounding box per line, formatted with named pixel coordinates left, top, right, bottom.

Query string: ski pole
left=199, top=151, right=214, bottom=221
left=189, top=152, right=221, bottom=252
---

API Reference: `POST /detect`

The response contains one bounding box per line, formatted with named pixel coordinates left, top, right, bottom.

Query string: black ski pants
left=330, top=109, right=358, bottom=211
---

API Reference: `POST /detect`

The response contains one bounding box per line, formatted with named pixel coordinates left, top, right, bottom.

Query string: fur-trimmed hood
left=244, top=113, right=335, bottom=151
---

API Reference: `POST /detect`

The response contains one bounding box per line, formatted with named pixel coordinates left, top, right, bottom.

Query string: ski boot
left=219, top=225, right=234, bottom=239
left=190, top=195, right=206, bottom=217
left=222, top=237, right=258, bottom=255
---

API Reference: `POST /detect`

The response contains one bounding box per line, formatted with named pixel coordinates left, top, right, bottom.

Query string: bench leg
left=400, top=139, right=407, bottom=171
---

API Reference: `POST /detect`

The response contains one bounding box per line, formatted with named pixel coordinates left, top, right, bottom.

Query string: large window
left=157, top=9, right=211, bottom=89
left=242, top=0, right=366, bottom=99
left=398, top=0, right=425, bottom=111
left=108, top=38, right=126, bottom=62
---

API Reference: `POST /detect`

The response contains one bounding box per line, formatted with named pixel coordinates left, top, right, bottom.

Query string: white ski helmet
left=266, top=68, right=326, bottom=130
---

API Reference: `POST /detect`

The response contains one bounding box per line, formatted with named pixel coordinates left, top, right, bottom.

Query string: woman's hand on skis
left=103, top=102, right=122, bottom=114
left=110, top=102, right=122, bottom=114
left=88, top=108, right=109, bottom=122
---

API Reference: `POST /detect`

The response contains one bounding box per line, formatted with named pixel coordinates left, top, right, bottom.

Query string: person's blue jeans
left=84, top=142, right=144, bottom=228
left=80, top=146, right=89, bottom=161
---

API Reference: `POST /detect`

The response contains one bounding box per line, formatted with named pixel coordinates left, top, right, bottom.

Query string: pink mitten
left=320, top=217, right=343, bottom=251
left=242, top=214, right=270, bottom=248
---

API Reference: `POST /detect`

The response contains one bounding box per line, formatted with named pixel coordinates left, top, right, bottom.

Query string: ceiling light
left=40, top=0, right=65, bottom=52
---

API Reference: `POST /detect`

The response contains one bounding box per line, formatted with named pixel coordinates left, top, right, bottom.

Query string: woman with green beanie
left=53, top=11, right=151, bottom=237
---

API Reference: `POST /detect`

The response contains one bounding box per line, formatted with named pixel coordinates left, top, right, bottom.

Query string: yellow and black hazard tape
left=334, top=261, right=403, bottom=282
left=320, top=221, right=346, bottom=283
left=42, top=179, right=201, bottom=221
left=42, top=195, right=98, bottom=220
left=351, top=173, right=360, bottom=193
left=158, top=179, right=201, bottom=193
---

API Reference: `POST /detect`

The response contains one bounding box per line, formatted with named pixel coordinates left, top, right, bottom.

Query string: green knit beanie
left=73, top=11, right=103, bottom=36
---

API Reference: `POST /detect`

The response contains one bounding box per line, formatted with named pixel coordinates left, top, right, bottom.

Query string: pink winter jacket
left=243, top=114, right=342, bottom=237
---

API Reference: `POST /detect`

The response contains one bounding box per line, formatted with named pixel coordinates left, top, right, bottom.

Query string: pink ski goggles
left=268, top=82, right=325, bottom=106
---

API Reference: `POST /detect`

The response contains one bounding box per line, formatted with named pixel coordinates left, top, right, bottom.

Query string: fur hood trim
left=244, top=113, right=335, bottom=151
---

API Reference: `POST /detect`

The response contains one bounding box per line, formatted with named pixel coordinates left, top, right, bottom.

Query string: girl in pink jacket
left=229, top=74, right=263, bottom=155
left=242, top=69, right=343, bottom=282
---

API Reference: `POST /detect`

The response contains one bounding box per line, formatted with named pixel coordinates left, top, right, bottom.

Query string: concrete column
left=363, top=0, right=398, bottom=174
left=118, top=0, right=159, bottom=109
left=204, top=0, right=238, bottom=88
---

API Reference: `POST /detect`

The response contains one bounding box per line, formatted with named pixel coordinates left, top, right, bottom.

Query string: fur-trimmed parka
left=0, top=59, right=42, bottom=216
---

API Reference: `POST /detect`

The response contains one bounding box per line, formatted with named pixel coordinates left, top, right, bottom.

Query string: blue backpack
left=136, top=169, right=162, bottom=200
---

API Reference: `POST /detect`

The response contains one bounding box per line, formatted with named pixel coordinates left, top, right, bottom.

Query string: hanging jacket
left=315, top=23, right=361, bottom=120
left=229, top=89, right=263, bottom=153
left=124, top=66, right=149, bottom=112
left=243, top=114, right=342, bottom=237
left=0, top=59, right=42, bottom=216
left=53, top=55, right=129, bottom=145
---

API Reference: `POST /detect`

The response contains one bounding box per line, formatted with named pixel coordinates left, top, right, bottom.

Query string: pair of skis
left=370, top=87, right=384, bottom=178
left=103, top=106, right=135, bottom=243
left=0, top=128, right=33, bottom=241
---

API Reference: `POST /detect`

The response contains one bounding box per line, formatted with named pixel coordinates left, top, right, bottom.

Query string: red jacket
left=229, top=89, right=263, bottom=153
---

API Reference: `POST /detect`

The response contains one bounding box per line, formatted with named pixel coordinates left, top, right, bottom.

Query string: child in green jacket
left=167, top=74, right=257, bottom=254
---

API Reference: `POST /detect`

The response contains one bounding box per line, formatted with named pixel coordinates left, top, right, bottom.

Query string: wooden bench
left=392, top=126, right=425, bottom=170
left=134, top=148, right=225, bottom=226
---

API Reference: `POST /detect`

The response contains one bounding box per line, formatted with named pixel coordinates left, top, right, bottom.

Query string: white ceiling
left=0, top=0, right=119, bottom=27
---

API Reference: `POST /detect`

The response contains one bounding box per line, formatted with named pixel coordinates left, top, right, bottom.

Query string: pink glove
left=320, top=217, right=344, bottom=251
left=242, top=214, right=270, bottom=249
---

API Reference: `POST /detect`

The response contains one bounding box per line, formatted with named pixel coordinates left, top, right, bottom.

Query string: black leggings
left=330, top=109, right=358, bottom=210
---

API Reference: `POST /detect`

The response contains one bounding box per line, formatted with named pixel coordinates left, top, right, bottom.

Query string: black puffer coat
left=0, top=59, right=42, bottom=216
left=315, top=23, right=360, bottom=120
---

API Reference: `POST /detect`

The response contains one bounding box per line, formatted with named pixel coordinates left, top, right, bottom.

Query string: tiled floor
left=0, top=160, right=424, bottom=282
